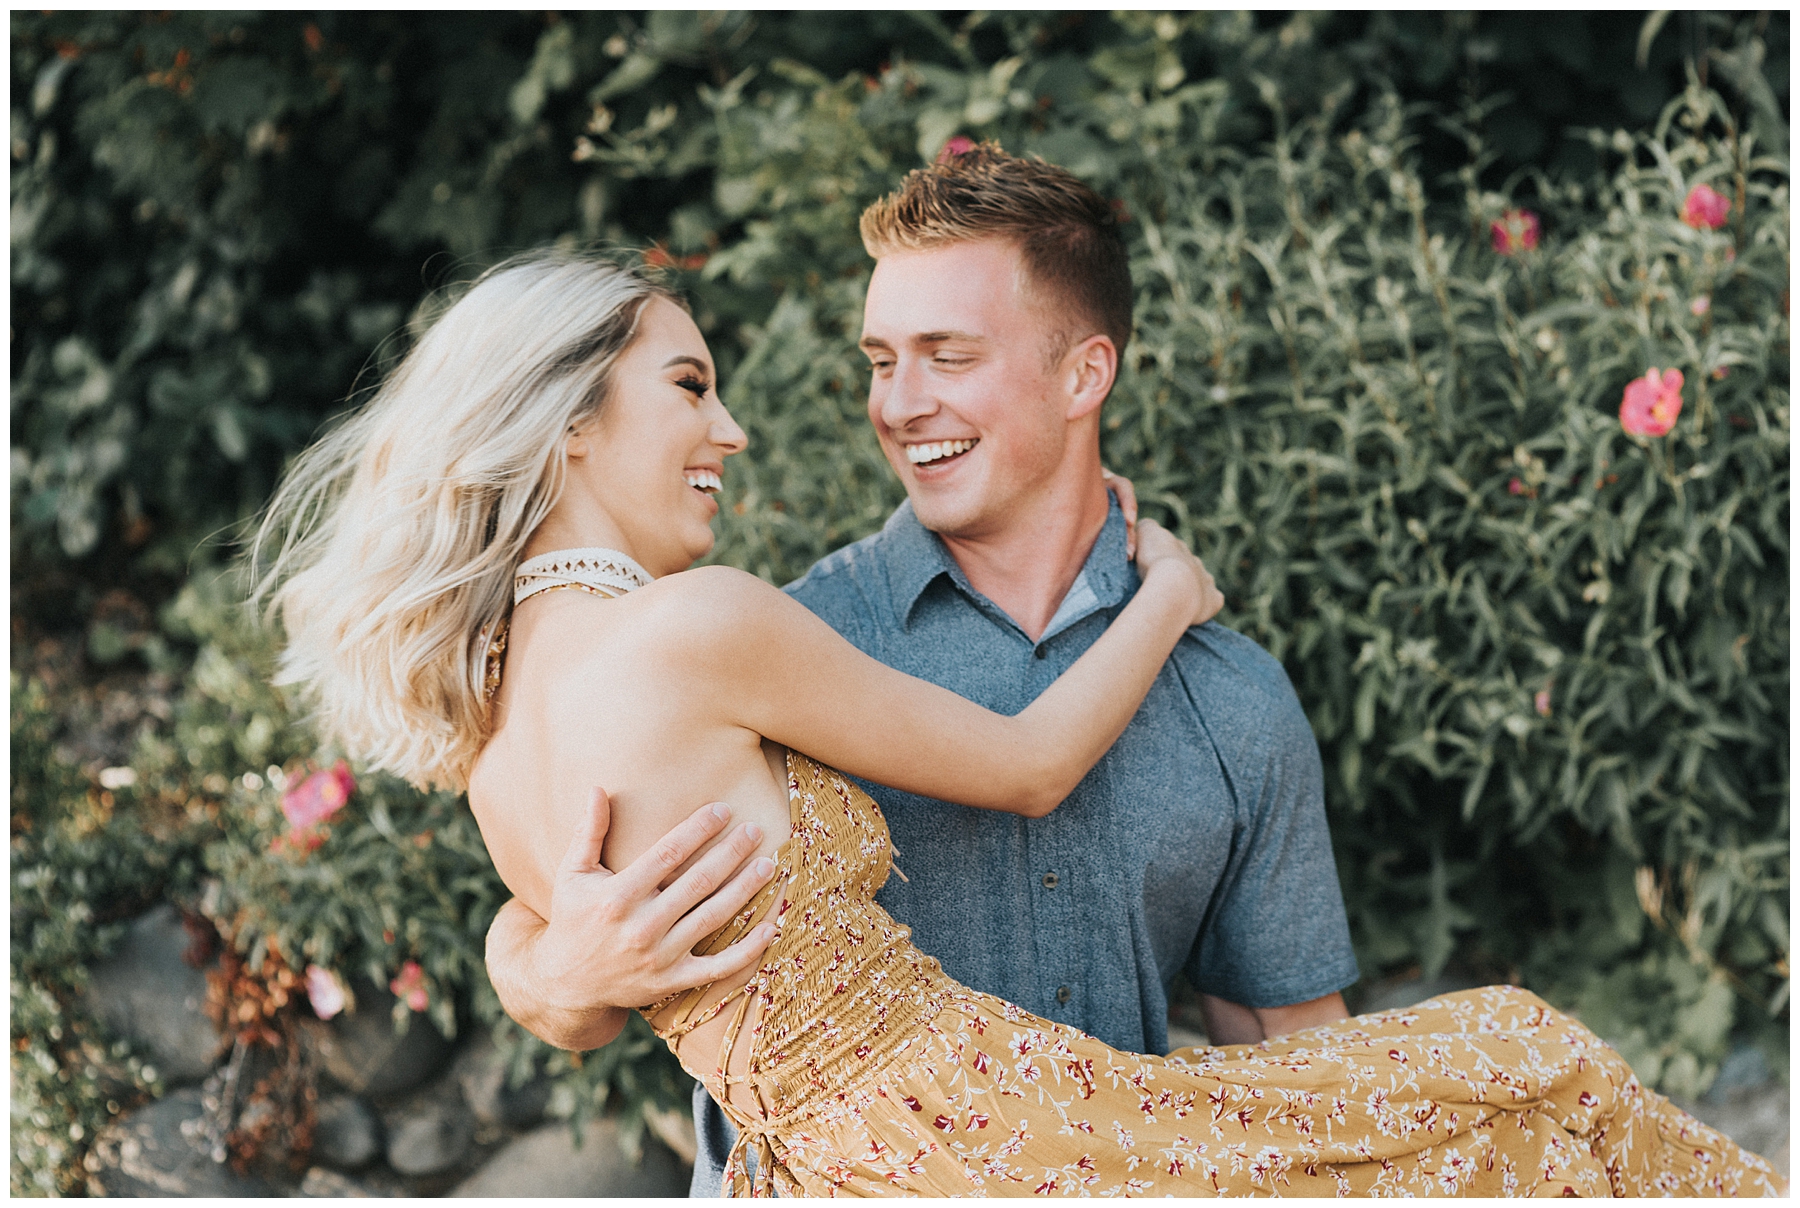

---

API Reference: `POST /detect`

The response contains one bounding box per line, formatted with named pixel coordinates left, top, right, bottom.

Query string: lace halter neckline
left=484, top=548, right=650, bottom=704
left=513, top=546, right=652, bottom=605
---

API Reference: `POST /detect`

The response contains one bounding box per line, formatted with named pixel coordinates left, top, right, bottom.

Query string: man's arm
left=485, top=787, right=777, bottom=1050
left=1199, top=991, right=1350, bottom=1046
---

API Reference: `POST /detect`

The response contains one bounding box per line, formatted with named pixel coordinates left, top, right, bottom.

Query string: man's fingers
left=557, top=786, right=614, bottom=878
left=666, top=854, right=778, bottom=953
left=608, top=800, right=734, bottom=898
left=1102, top=467, right=1140, bottom=558
left=651, top=820, right=768, bottom=929
left=674, top=923, right=778, bottom=990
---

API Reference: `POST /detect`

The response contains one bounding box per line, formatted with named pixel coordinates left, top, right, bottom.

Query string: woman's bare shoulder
left=515, top=564, right=793, bottom=690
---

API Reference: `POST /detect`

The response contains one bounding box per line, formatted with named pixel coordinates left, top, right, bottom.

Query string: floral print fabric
left=647, top=754, right=1782, bottom=1197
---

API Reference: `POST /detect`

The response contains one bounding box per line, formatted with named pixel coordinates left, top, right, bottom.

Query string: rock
left=298, top=982, right=453, bottom=1100
left=85, top=1087, right=272, bottom=1197
left=644, top=1102, right=698, bottom=1167
left=1688, top=1086, right=1790, bottom=1179
left=450, top=1117, right=688, bottom=1198
left=313, top=1094, right=383, bottom=1171
left=82, top=905, right=223, bottom=1084
left=297, top=1165, right=384, bottom=1197
left=1676, top=1045, right=1789, bottom=1180
left=451, top=1029, right=551, bottom=1130
left=385, top=1098, right=474, bottom=1177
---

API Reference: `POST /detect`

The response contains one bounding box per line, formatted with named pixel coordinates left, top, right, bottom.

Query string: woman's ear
left=564, top=423, right=592, bottom=460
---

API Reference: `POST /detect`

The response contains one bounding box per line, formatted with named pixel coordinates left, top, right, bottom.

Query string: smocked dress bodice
left=644, top=751, right=951, bottom=1196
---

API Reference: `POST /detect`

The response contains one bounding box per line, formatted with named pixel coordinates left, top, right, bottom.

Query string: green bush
left=10, top=674, right=192, bottom=1194
left=9, top=8, right=1789, bottom=1190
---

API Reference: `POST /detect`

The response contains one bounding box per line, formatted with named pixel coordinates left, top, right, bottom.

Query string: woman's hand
left=1133, top=518, right=1224, bottom=629
left=1100, top=467, right=1138, bottom=558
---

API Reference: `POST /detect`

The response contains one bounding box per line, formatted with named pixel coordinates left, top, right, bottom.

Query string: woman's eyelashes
left=674, top=374, right=711, bottom=399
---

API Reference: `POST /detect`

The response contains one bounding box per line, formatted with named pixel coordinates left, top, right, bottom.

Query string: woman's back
left=469, top=577, right=793, bottom=907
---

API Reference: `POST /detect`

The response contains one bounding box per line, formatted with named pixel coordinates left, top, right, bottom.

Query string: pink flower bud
left=305, top=965, right=347, bottom=1020
left=390, top=960, right=429, bottom=1012
left=1681, top=184, right=1731, bottom=230
left=936, top=136, right=975, bottom=163
left=1619, top=368, right=1684, bottom=437
left=282, top=761, right=355, bottom=829
left=1490, top=209, right=1540, bottom=255
left=1689, top=295, right=1710, bottom=316
left=1508, top=477, right=1526, bottom=496
left=1534, top=688, right=1552, bottom=717
left=1711, top=365, right=1729, bottom=381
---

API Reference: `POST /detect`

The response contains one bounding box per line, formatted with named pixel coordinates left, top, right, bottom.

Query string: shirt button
left=1041, top=872, right=1059, bottom=889
left=1033, top=646, right=1046, bottom=660
left=1056, top=985, right=1072, bottom=1004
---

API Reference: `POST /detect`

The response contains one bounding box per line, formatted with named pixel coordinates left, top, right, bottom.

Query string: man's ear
left=1063, top=333, right=1117, bottom=422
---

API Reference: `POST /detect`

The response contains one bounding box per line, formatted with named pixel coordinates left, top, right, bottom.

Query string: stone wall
left=79, top=906, right=692, bottom=1197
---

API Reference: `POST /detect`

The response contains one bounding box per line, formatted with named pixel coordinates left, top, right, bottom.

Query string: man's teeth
left=906, top=439, right=977, bottom=466
left=684, top=470, right=722, bottom=494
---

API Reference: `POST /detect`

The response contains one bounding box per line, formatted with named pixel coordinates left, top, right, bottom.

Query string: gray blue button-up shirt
left=689, top=498, right=1357, bottom=1194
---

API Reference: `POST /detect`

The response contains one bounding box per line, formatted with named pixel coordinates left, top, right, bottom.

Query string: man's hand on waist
left=484, top=787, right=778, bottom=1051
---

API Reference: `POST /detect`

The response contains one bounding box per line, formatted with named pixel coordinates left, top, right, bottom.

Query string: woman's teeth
left=906, top=438, right=977, bottom=466
left=684, top=469, right=722, bottom=494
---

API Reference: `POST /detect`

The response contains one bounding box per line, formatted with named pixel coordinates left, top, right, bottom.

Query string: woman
left=259, top=251, right=1781, bottom=1197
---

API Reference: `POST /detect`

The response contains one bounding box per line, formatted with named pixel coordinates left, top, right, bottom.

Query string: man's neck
left=937, top=476, right=1113, bottom=643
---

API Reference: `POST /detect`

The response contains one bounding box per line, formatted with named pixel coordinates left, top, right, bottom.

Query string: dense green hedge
left=11, top=10, right=1789, bottom=1194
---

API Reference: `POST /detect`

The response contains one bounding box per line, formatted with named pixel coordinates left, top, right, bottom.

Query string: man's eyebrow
left=915, top=330, right=986, bottom=345
left=661, top=355, right=711, bottom=373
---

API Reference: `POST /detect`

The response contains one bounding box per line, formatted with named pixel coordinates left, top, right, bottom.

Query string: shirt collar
left=883, top=495, right=1136, bottom=631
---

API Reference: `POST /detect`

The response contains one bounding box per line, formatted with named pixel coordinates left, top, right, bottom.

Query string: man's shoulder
left=782, top=527, right=895, bottom=632
left=1169, top=622, right=1313, bottom=749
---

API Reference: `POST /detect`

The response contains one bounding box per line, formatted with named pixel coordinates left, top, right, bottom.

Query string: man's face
left=859, top=239, right=1077, bottom=539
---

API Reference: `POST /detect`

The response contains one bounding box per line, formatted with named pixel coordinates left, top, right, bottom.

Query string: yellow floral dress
left=646, top=753, right=1783, bottom=1198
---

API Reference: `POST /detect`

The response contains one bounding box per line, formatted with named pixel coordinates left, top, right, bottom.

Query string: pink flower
left=1689, top=295, right=1710, bottom=316
left=1535, top=688, right=1552, bottom=717
left=1490, top=209, right=1540, bottom=255
left=1681, top=184, right=1730, bottom=230
left=1711, top=365, right=1729, bottom=381
left=1620, top=368, right=1684, bottom=437
left=270, top=829, right=325, bottom=858
left=936, top=135, right=975, bottom=163
left=389, top=961, right=429, bottom=1012
left=1508, top=477, right=1526, bottom=496
left=305, top=965, right=347, bottom=1019
left=282, top=761, right=354, bottom=829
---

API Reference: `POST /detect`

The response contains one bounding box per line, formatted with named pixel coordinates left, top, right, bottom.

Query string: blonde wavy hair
left=253, top=249, right=672, bottom=791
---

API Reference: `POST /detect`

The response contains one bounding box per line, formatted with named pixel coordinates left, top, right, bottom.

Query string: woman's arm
left=666, top=519, right=1219, bottom=818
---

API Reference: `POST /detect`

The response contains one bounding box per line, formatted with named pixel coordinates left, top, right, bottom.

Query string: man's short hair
left=859, top=142, right=1133, bottom=364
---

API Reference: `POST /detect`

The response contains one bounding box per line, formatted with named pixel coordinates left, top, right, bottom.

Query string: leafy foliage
left=9, top=9, right=1789, bottom=1191
left=10, top=675, right=189, bottom=1194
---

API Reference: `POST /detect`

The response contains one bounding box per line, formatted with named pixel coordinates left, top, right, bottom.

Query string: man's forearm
left=486, top=897, right=628, bottom=1051
left=1200, top=991, right=1350, bottom=1045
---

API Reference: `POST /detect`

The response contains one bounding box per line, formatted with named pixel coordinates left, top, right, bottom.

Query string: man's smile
left=905, top=438, right=979, bottom=468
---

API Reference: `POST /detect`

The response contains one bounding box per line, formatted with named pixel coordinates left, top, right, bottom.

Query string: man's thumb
left=560, top=786, right=612, bottom=876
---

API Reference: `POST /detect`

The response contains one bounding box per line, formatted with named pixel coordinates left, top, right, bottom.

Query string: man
left=485, top=144, right=1358, bottom=1195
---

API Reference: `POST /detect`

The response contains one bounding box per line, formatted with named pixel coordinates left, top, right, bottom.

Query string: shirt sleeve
left=1178, top=626, right=1360, bottom=1008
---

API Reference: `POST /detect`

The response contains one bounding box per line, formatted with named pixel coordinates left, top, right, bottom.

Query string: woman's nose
left=711, top=401, right=748, bottom=454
